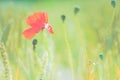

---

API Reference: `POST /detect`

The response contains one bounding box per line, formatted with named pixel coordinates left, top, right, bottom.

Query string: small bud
left=99, top=53, right=104, bottom=60
left=74, top=6, right=80, bottom=15
left=32, top=39, right=37, bottom=45
left=61, top=15, right=66, bottom=22
left=32, top=39, right=37, bottom=51
left=111, top=0, right=116, bottom=8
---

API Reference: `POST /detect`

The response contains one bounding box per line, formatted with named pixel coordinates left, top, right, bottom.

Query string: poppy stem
left=33, top=45, right=36, bottom=51
left=74, top=14, right=88, bottom=79
left=62, top=22, right=75, bottom=80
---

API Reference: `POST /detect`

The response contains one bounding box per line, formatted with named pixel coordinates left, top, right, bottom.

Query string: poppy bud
left=111, top=0, right=116, bottom=8
left=99, top=53, right=104, bottom=60
left=74, top=6, right=80, bottom=15
left=32, top=39, right=37, bottom=51
left=32, top=39, right=37, bottom=45
left=61, top=15, right=66, bottom=22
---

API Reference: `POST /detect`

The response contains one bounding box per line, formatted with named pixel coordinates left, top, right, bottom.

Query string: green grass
left=0, top=0, right=120, bottom=80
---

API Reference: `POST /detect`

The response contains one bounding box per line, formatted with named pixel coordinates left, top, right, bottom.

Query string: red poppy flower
left=22, top=12, right=54, bottom=40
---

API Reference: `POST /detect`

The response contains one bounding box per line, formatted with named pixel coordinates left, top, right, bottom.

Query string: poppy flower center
left=45, top=23, right=49, bottom=29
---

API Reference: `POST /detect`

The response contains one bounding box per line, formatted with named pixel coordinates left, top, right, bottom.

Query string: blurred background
left=0, top=0, right=120, bottom=80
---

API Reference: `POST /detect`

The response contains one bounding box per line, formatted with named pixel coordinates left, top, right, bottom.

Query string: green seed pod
left=74, top=6, right=80, bottom=15
left=111, top=0, right=116, bottom=8
left=61, top=15, right=66, bottom=22
left=32, top=39, right=37, bottom=51
left=99, top=53, right=104, bottom=60
left=32, top=39, right=37, bottom=45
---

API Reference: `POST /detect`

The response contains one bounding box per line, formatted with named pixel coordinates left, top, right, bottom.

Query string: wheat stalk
left=0, top=43, right=11, bottom=80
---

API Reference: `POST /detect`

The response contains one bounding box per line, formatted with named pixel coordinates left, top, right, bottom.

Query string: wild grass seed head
left=0, top=43, right=12, bottom=80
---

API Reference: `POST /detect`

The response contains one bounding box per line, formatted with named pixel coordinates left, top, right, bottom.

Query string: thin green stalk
left=74, top=16, right=85, bottom=46
left=38, top=32, right=54, bottom=80
left=74, top=15, right=87, bottom=79
left=105, top=4, right=116, bottom=53
left=62, top=23, right=75, bottom=80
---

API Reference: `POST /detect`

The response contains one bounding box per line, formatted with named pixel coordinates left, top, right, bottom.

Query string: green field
left=0, top=0, right=120, bottom=80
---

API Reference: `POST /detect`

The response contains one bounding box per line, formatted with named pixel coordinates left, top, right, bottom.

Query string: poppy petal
left=40, top=12, right=48, bottom=23
left=26, top=12, right=48, bottom=28
left=22, top=28, right=36, bottom=40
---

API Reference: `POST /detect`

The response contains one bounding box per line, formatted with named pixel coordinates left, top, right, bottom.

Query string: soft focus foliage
left=0, top=0, right=120, bottom=80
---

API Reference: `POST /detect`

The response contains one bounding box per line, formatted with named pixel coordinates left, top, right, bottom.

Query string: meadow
left=0, top=0, right=120, bottom=80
